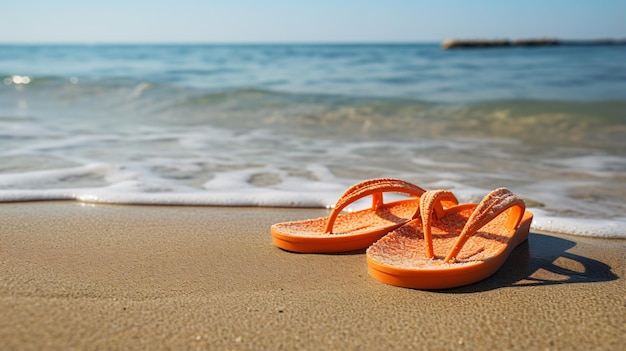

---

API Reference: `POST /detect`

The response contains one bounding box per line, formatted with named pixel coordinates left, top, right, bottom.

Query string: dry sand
left=0, top=202, right=623, bottom=350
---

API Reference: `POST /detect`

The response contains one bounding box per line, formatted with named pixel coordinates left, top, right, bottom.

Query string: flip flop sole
left=367, top=211, right=533, bottom=289
left=271, top=199, right=420, bottom=253
left=272, top=222, right=410, bottom=253
left=271, top=178, right=463, bottom=254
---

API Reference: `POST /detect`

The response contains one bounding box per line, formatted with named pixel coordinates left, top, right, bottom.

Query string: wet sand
left=0, top=202, right=623, bottom=350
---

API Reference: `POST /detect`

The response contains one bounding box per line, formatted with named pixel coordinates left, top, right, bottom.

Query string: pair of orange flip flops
left=271, top=178, right=533, bottom=289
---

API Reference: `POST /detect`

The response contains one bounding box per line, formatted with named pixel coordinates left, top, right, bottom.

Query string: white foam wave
left=1, top=120, right=625, bottom=239
left=531, top=209, right=626, bottom=239
left=0, top=163, right=347, bottom=207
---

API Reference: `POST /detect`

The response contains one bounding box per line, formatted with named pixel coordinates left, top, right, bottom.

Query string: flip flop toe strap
left=420, top=190, right=459, bottom=259
left=323, top=178, right=426, bottom=234
left=444, top=188, right=526, bottom=263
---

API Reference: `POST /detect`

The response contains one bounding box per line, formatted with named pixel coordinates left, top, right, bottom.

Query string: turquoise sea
left=1, top=44, right=625, bottom=238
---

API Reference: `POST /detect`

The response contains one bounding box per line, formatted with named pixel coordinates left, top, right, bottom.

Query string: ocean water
left=1, top=44, right=625, bottom=238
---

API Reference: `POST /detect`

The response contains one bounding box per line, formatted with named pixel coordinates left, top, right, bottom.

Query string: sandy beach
left=0, top=202, right=623, bottom=350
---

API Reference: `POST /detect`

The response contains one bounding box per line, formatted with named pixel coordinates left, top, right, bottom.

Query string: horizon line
left=0, top=40, right=443, bottom=46
left=1, top=36, right=624, bottom=46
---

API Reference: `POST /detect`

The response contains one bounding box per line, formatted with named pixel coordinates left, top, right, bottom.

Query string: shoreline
left=0, top=202, right=624, bottom=350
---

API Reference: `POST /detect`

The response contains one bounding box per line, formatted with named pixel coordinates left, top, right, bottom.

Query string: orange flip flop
left=366, top=188, right=533, bottom=289
left=271, top=178, right=459, bottom=253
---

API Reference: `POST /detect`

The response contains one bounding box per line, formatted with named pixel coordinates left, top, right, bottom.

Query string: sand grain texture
left=0, top=202, right=623, bottom=350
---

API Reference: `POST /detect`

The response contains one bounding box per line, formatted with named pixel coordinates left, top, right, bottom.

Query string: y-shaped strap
left=420, top=190, right=459, bottom=259
left=443, top=188, right=526, bottom=263
left=323, top=178, right=427, bottom=234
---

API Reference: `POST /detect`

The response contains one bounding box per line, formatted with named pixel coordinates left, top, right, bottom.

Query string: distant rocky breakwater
left=441, top=38, right=625, bottom=49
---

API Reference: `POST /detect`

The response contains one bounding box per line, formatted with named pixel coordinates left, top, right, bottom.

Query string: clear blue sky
left=1, top=0, right=624, bottom=43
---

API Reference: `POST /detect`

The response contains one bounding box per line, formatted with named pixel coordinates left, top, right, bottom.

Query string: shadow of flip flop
left=439, top=232, right=619, bottom=293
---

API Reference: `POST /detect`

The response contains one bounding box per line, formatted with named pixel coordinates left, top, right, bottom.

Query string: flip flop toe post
left=366, top=188, right=533, bottom=289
